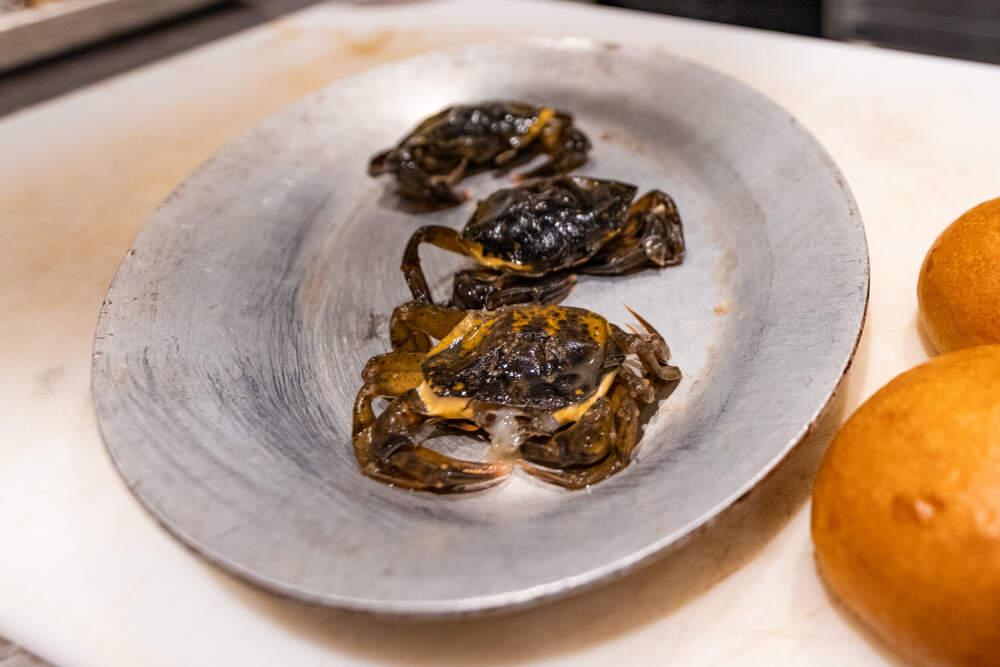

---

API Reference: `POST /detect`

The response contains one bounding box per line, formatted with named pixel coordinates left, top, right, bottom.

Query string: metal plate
left=92, top=39, right=868, bottom=617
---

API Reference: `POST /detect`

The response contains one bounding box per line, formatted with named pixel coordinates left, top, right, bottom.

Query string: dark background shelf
left=3, top=0, right=1000, bottom=118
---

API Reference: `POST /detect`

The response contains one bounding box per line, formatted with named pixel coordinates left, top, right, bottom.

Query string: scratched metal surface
left=92, top=39, right=868, bottom=617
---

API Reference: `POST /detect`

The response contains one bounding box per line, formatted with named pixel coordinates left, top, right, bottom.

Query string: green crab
left=402, top=175, right=685, bottom=309
left=352, top=302, right=681, bottom=493
left=369, top=101, right=591, bottom=205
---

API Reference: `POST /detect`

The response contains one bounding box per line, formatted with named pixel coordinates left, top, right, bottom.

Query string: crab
left=368, top=101, right=591, bottom=205
left=402, top=175, right=685, bottom=309
left=352, top=302, right=681, bottom=493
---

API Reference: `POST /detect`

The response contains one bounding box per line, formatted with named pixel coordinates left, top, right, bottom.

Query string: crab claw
left=368, top=149, right=392, bottom=177
left=624, top=305, right=669, bottom=359
left=364, top=441, right=511, bottom=493
left=365, top=389, right=512, bottom=493
left=623, top=306, right=681, bottom=382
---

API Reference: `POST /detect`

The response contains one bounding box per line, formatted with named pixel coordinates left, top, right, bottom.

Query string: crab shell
left=416, top=304, right=626, bottom=425
left=461, top=176, right=639, bottom=277
left=396, top=102, right=568, bottom=164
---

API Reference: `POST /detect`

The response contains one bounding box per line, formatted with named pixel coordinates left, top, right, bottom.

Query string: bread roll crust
left=812, top=346, right=1000, bottom=666
left=918, top=197, right=1000, bottom=353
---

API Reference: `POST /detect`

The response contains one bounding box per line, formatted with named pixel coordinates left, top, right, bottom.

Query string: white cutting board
left=3, top=1, right=1000, bottom=664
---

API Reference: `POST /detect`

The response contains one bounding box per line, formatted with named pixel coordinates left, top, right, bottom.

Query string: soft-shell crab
left=402, top=175, right=685, bottom=309
left=369, top=101, right=591, bottom=205
left=352, top=302, right=681, bottom=493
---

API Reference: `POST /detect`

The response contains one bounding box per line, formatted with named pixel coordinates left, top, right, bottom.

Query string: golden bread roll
left=917, top=197, right=1000, bottom=353
left=812, top=345, right=1000, bottom=666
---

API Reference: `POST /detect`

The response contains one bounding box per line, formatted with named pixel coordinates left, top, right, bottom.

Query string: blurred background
left=602, top=0, right=1000, bottom=68
left=2, top=0, right=1000, bottom=115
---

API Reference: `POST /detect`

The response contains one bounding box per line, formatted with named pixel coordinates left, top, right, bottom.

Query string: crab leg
left=352, top=351, right=426, bottom=467
left=366, top=389, right=510, bottom=493
left=493, top=145, right=543, bottom=175
left=373, top=145, right=468, bottom=205
left=352, top=385, right=379, bottom=461
left=362, top=352, right=426, bottom=395
left=520, top=397, right=614, bottom=469
left=367, top=149, right=393, bottom=177
left=609, top=383, right=641, bottom=461
left=519, top=381, right=640, bottom=489
left=581, top=189, right=684, bottom=275
left=450, top=268, right=577, bottom=310
left=389, top=301, right=467, bottom=352
left=611, top=309, right=682, bottom=382
left=518, top=126, right=591, bottom=180
left=616, top=362, right=655, bottom=404
left=425, top=156, right=469, bottom=198
left=401, top=225, right=472, bottom=304
left=353, top=354, right=506, bottom=491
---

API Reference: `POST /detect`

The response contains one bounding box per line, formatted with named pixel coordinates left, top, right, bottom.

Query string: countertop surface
left=3, top=1, right=999, bottom=665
